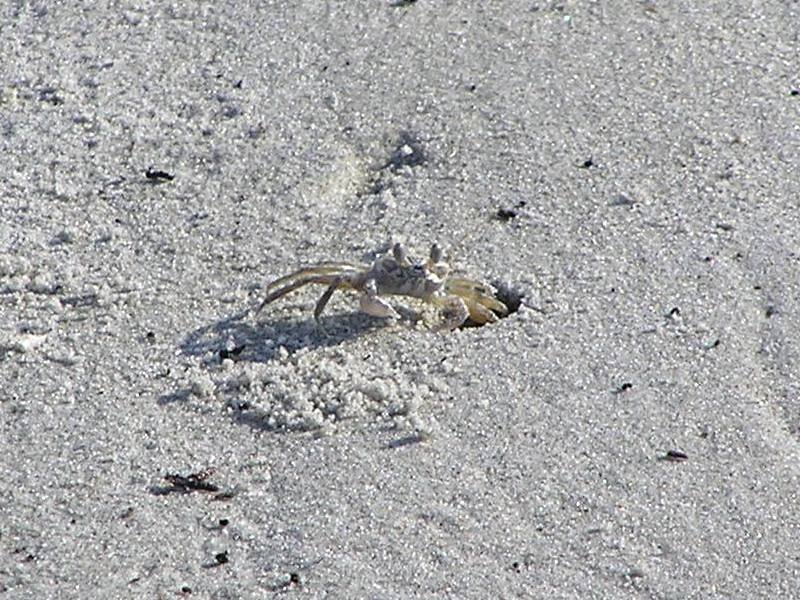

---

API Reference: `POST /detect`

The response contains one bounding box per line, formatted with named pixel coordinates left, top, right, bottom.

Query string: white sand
left=2, top=2, right=799, bottom=598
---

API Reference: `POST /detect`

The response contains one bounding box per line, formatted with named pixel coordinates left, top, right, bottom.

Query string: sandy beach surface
left=2, top=2, right=799, bottom=598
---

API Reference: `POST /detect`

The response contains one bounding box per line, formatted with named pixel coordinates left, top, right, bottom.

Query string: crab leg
left=264, top=264, right=360, bottom=294
left=314, top=276, right=343, bottom=321
left=258, top=274, right=340, bottom=312
left=303, top=261, right=364, bottom=271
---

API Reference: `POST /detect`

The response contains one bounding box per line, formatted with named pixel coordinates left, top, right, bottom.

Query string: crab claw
left=360, top=294, right=399, bottom=318
left=359, top=278, right=399, bottom=319
left=432, top=296, right=470, bottom=331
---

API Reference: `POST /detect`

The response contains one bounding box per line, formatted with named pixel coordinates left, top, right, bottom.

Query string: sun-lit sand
left=2, top=2, right=799, bottom=597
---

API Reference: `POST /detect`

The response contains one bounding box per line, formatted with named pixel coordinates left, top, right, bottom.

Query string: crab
left=256, top=243, right=508, bottom=331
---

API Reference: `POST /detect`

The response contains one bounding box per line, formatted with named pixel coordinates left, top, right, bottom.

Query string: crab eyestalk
left=392, top=243, right=410, bottom=267
left=426, top=243, right=449, bottom=280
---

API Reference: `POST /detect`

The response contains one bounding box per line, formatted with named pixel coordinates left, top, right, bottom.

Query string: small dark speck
left=509, top=556, right=533, bottom=572
left=219, top=518, right=229, bottom=527
left=716, top=222, right=734, bottom=231
left=494, top=199, right=526, bottom=221
left=612, top=382, right=633, bottom=394
left=159, top=469, right=219, bottom=494
left=233, top=79, right=243, bottom=89
left=145, top=168, right=175, bottom=181
left=790, top=89, right=799, bottom=96
left=610, top=194, right=635, bottom=207
left=467, top=84, right=476, bottom=92
left=765, top=305, right=777, bottom=318
left=215, top=551, right=229, bottom=565
left=705, top=338, right=720, bottom=349
left=391, top=0, right=418, bottom=5
left=668, top=307, right=681, bottom=317
left=181, top=586, right=192, bottom=594
left=289, top=572, right=301, bottom=586
left=495, top=208, right=517, bottom=221
left=145, top=331, right=155, bottom=343
left=580, top=158, right=594, bottom=168
left=660, top=450, right=689, bottom=462
left=703, top=256, right=713, bottom=262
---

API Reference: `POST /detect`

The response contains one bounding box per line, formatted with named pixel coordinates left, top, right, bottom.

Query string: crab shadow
left=158, top=306, right=386, bottom=412
left=178, top=306, right=384, bottom=367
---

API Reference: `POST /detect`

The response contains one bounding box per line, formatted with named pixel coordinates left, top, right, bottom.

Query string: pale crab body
left=257, top=243, right=507, bottom=330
